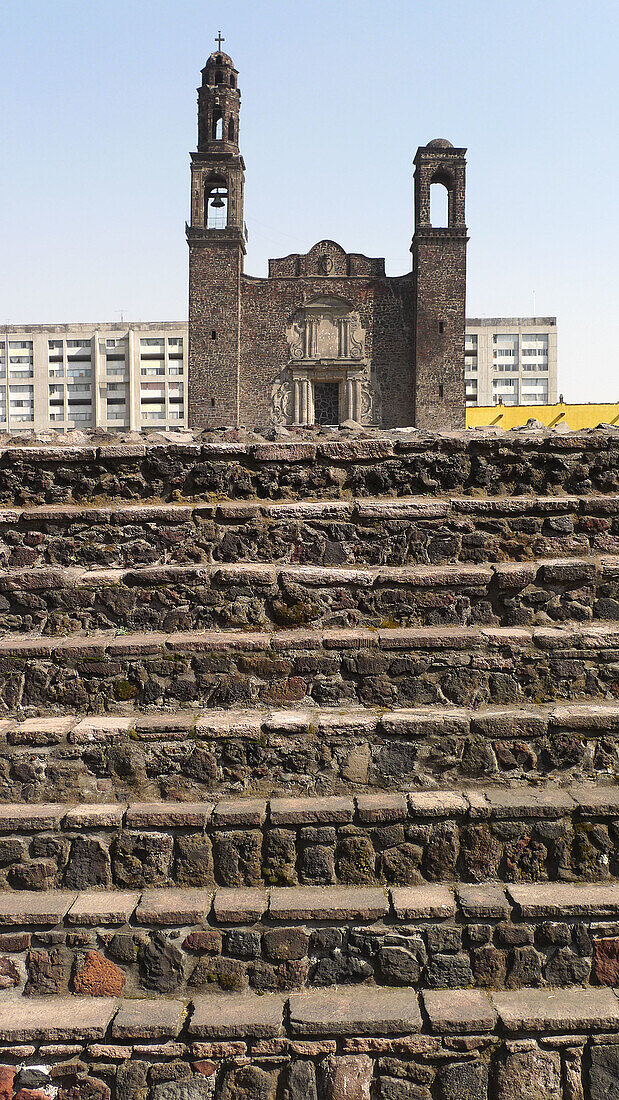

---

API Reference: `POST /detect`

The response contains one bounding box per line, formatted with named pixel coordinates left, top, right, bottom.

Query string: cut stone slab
left=480, top=789, right=576, bottom=819
left=0, top=891, right=77, bottom=925
left=492, top=987, right=619, bottom=1033
left=195, top=712, right=264, bottom=739
left=135, top=889, right=212, bottom=925
left=570, top=787, right=619, bottom=815
left=470, top=708, right=549, bottom=738
left=189, top=993, right=285, bottom=1038
left=64, top=804, right=125, bottom=828
left=422, top=989, right=497, bottom=1033
left=269, top=887, right=388, bottom=922
left=263, top=709, right=311, bottom=733
left=70, top=716, right=135, bottom=743
left=289, top=986, right=422, bottom=1036
left=126, top=802, right=213, bottom=828
left=551, top=704, right=619, bottom=730
left=67, top=891, right=140, bottom=926
left=315, top=710, right=379, bottom=733
left=391, top=886, right=455, bottom=920
left=507, top=883, right=619, bottom=918
left=212, top=800, right=267, bottom=827
left=112, top=998, right=188, bottom=1039
left=407, top=791, right=468, bottom=817
left=213, top=889, right=268, bottom=924
left=134, top=712, right=199, bottom=735
left=355, top=794, right=408, bottom=824
left=269, top=797, right=354, bottom=826
left=0, top=804, right=67, bottom=831
left=457, top=885, right=511, bottom=919
left=10, top=716, right=76, bottom=741
left=0, top=997, right=115, bottom=1040
left=380, top=708, right=468, bottom=738
left=357, top=497, right=448, bottom=519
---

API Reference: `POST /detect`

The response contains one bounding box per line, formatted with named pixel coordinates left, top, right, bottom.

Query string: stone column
left=293, top=378, right=301, bottom=424
left=342, top=379, right=352, bottom=421
left=307, top=378, right=314, bottom=424
left=300, top=378, right=309, bottom=424
left=352, top=378, right=362, bottom=422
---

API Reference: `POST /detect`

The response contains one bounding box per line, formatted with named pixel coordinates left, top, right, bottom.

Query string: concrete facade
left=187, top=50, right=468, bottom=431
left=465, top=316, right=558, bottom=407
left=0, top=322, right=187, bottom=433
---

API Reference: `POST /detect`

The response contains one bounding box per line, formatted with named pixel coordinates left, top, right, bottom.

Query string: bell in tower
left=188, top=34, right=245, bottom=234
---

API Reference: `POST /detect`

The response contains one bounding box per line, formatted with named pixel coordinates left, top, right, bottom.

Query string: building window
left=492, top=378, right=519, bottom=406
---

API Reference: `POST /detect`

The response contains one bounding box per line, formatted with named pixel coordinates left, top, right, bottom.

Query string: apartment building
left=464, top=317, right=558, bottom=407
left=0, top=323, right=187, bottom=433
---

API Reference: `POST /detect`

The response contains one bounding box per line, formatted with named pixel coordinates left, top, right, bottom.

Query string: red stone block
left=0, top=1067, right=15, bottom=1100
left=594, top=937, right=619, bottom=985
left=72, top=951, right=126, bottom=997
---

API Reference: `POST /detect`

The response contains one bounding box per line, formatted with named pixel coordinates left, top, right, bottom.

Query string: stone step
left=0, top=987, right=617, bottom=1100
left=2, top=493, right=618, bottom=570
left=1, top=430, right=618, bottom=509
left=1, top=620, right=619, bottom=714
left=3, top=701, right=619, bottom=803
left=0, top=785, right=617, bottom=894
left=0, top=555, right=617, bottom=634
left=2, top=881, right=619, bottom=998
left=0, top=985, right=616, bottom=1036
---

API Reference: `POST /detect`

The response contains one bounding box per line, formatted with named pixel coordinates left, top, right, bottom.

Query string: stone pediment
left=269, top=239, right=385, bottom=278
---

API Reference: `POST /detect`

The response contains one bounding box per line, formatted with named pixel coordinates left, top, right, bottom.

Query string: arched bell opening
left=205, top=178, right=229, bottom=229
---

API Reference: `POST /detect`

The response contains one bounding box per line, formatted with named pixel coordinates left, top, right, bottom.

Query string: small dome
left=427, top=138, right=454, bottom=149
left=206, top=51, right=235, bottom=67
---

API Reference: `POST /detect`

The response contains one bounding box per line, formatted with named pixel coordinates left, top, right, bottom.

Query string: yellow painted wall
left=466, top=402, right=619, bottom=431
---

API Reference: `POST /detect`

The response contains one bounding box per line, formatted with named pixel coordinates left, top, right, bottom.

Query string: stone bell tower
left=411, top=139, right=468, bottom=429
left=187, top=36, right=245, bottom=428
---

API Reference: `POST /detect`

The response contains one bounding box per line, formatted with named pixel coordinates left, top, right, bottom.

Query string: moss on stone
left=113, top=679, right=139, bottom=702
left=271, top=598, right=320, bottom=626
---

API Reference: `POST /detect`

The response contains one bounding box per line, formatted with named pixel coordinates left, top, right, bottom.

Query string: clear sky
left=2, top=0, right=617, bottom=401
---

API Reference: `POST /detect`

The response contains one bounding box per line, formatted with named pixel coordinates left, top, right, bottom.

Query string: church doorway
left=314, top=381, right=340, bottom=425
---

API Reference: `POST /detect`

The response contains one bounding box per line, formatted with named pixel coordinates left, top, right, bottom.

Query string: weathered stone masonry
left=0, top=427, right=617, bottom=1097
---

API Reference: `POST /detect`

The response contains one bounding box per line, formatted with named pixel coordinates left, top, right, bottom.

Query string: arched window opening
left=205, top=181, right=228, bottom=229
left=212, top=110, right=223, bottom=140
left=228, top=118, right=235, bottom=141
left=215, top=69, right=223, bottom=85
left=429, top=182, right=449, bottom=227
left=230, top=74, right=236, bottom=88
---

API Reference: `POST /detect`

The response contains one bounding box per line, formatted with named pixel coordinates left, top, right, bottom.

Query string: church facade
left=187, top=47, right=468, bottom=431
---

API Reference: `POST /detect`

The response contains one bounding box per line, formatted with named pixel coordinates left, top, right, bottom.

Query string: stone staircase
left=0, top=429, right=618, bottom=1099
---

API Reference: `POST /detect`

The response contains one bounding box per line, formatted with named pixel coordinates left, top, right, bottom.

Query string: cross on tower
left=215, top=31, right=225, bottom=50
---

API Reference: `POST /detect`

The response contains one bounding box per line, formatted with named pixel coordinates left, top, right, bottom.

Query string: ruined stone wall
left=0, top=428, right=618, bottom=1098
left=0, top=430, right=616, bottom=506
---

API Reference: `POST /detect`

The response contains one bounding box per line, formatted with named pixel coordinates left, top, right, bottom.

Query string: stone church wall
left=240, top=272, right=414, bottom=431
